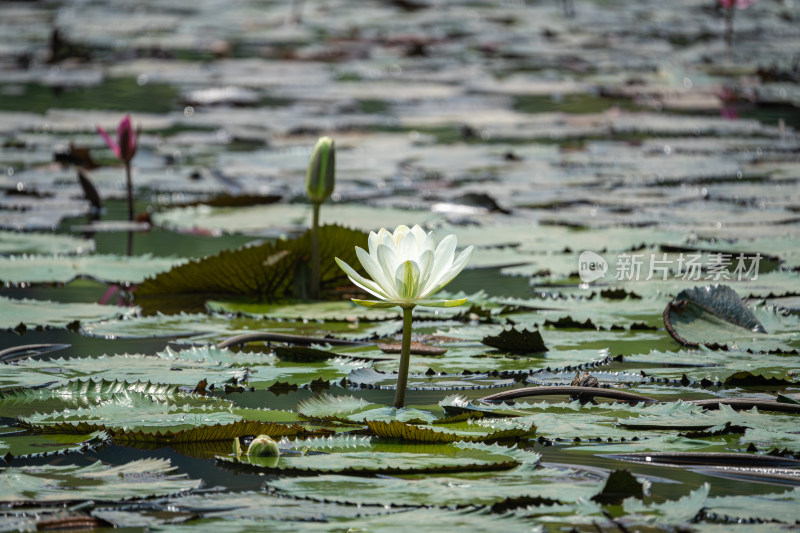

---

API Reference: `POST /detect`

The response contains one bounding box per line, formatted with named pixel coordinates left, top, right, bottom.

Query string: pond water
left=2, top=0, right=800, bottom=530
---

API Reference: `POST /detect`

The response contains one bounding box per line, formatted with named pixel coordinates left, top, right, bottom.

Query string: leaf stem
left=310, top=201, right=321, bottom=299
left=393, top=305, right=415, bottom=409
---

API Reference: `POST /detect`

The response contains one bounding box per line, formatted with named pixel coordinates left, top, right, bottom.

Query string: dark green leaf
left=482, top=327, right=548, bottom=354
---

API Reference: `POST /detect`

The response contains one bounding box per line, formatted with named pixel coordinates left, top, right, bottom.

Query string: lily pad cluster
left=2, top=0, right=800, bottom=530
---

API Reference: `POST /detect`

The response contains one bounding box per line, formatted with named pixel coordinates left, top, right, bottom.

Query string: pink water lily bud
left=97, top=114, right=140, bottom=163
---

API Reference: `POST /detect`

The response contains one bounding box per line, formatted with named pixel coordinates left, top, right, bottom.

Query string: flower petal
left=352, top=298, right=402, bottom=309
left=397, top=229, right=419, bottom=261
left=97, top=125, right=121, bottom=159
left=356, top=246, right=393, bottom=295
left=394, top=260, right=421, bottom=300
left=416, top=298, right=468, bottom=308
left=376, top=244, right=402, bottom=297
left=420, top=245, right=473, bottom=299
left=416, top=249, right=434, bottom=288
left=420, top=234, right=456, bottom=296
left=367, top=231, right=381, bottom=256
left=410, top=225, right=428, bottom=248
left=334, top=257, right=391, bottom=300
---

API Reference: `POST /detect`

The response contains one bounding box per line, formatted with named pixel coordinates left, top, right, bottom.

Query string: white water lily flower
left=335, top=224, right=473, bottom=308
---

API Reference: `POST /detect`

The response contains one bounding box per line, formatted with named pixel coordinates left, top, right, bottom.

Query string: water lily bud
left=305, top=136, right=335, bottom=204
left=245, top=435, right=280, bottom=457
left=97, top=114, right=140, bottom=164
left=232, top=436, right=243, bottom=456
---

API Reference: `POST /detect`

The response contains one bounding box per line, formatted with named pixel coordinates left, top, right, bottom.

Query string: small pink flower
left=719, top=0, right=758, bottom=9
left=97, top=115, right=140, bottom=163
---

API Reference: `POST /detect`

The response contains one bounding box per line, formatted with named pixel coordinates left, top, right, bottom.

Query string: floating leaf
left=0, top=254, right=185, bottom=285
left=377, top=342, right=447, bottom=355
left=347, top=367, right=515, bottom=391
left=0, top=295, right=138, bottom=330
left=206, top=299, right=397, bottom=321
left=164, top=491, right=410, bottom=522
left=112, top=421, right=304, bottom=443
left=366, top=419, right=535, bottom=443
left=297, top=394, right=436, bottom=424
left=219, top=436, right=519, bottom=475
left=0, top=231, right=94, bottom=255
left=703, top=487, right=800, bottom=524
left=19, top=390, right=239, bottom=432
left=0, top=378, right=184, bottom=419
left=148, top=506, right=545, bottom=533
left=0, top=430, right=107, bottom=460
left=0, top=458, right=200, bottom=503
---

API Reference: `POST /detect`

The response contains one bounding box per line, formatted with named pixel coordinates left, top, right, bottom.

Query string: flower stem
left=393, top=305, right=414, bottom=409
left=724, top=5, right=735, bottom=50
left=124, top=160, right=134, bottom=222
left=310, top=201, right=321, bottom=299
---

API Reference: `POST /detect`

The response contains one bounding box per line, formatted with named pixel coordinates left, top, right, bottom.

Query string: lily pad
left=219, top=436, right=519, bottom=475
left=0, top=231, right=94, bottom=255
left=0, top=458, right=200, bottom=503
left=0, top=295, right=138, bottom=330
left=0, top=254, right=185, bottom=285
left=0, top=430, right=107, bottom=460
left=206, top=299, right=398, bottom=321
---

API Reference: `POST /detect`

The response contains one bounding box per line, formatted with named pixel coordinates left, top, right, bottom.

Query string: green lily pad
left=0, top=378, right=185, bottom=419
left=703, top=487, right=800, bottom=524
left=623, top=483, right=709, bottom=525
left=297, top=394, right=437, bottom=424
left=367, top=419, right=536, bottom=443
left=206, top=299, right=398, bottom=321
left=618, top=402, right=800, bottom=432
left=163, top=491, right=411, bottom=522
left=0, top=295, right=138, bottom=330
left=152, top=202, right=446, bottom=236
left=0, top=349, right=249, bottom=389
left=149, top=507, right=545, bottom=533
left=0, top=430, right=107, bottom=460
left=346, top=367, right=517, bottom=391
left=0, top=254, right=186, bottom=285
left=219, top=436, right=519, bottom=475
left=0, top=458, right=201, bottom=503
left=268, top=453, right=611, bottom=509
left=80, top=311, right=399, bottom=342
left=18, top=389, right=240, bottom=432
left=0, top=231, right=94, bottom=255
